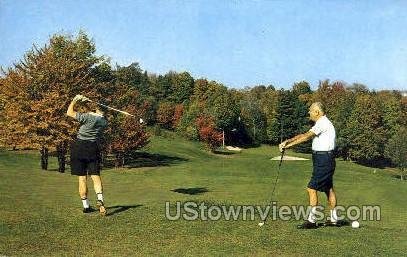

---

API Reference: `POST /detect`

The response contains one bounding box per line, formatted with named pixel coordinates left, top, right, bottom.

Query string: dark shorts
left=308, top=151, right=336, bottom=192
left=70, top=139, right=101, bottom=176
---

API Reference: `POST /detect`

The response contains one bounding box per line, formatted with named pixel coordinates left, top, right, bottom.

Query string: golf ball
left=351, top=221, right=360, bottom=228
left=139, top=118, right=144, bottom=124
left=258, top=222, right=264, bottom=227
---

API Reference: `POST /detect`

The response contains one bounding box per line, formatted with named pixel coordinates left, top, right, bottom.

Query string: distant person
left=279, top=102, right=338, bottom=229
left=67, top=94, right=108, bottom=215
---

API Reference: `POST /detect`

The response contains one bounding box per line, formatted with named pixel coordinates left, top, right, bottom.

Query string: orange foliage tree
left=104, top=84, right=150, bottom=167
left=172, top=104, right=184, bottom=128
left=156, top=101, right=175, bottom=129
left=1, top=32, right=106, bottom=171
left=196, top=115, right=223, bottom=151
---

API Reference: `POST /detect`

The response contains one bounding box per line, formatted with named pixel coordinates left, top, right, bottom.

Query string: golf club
left=82, top=97, right=144, bottom=123
left=258, top=148, right=285, bottom=227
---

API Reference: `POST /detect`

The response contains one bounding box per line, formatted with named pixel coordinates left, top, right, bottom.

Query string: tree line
left=0, top=32, right=405, bottom=178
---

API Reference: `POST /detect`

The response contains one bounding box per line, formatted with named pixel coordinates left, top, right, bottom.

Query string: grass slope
left=0, top=134, right=406, bottom=256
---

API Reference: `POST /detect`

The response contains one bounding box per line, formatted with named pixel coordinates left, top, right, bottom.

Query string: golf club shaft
left=279, top=148, right=285, bottom=168
left=262, top=148, right=285, bottom=224
left=88, top=100, right=136, bottom=117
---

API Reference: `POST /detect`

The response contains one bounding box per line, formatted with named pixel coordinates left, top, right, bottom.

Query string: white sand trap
left=270, top=155, right=309, bottom=161
left=226, top=146, right=242, bottom=152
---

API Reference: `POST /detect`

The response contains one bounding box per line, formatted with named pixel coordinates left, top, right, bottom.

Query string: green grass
left=0, top=134, right=406, bottom=256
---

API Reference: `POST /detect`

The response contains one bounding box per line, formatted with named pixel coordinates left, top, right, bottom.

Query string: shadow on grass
left=171, top=187, right=209, bottom=195
left=213, top=150, right=236, bottom=155
left=391, top=175, right=406, bottom=181
left=354, top=158, right=392, bottom=169
left=103, top=152, right=188, bottom=169
left=106, top=204, right=143, bottom=216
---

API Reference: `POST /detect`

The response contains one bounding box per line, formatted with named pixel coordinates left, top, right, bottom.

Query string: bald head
left=310, top=102, right=325, bottom=114
left=309, top=102, right=325, bottom=122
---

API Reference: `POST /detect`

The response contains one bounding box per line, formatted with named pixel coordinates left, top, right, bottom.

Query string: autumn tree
left=0, top=69, right=33, bottom=150
left=177, top=79, right=218, bottom=142
left=156, top=101, right=175, bottom=129
left=196, top=115, right=223, bottom=151
left=108, top=114, right=149, bottom=167
left=0, top=31, right=104, bottom=171
left=101, top=84, right=150, bottom=167
left=172, top=104, right=184, bottom=128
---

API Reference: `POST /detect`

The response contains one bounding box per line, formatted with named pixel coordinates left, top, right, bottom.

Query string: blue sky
left=1, top=0, right=406, bottom=90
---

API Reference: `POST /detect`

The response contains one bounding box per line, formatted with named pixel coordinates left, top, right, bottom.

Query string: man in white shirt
left=279, top=102, right=338, bottom=229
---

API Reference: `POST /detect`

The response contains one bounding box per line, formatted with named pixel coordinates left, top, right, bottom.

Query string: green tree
left=269, top=90, right=298, bottom=144
left=176, top=101, right=202, bottom=140
left=348, top=83, right=369, bottom=94
left=149, top=74, right=171, bottom=102
left=168, top=71, right=194, bottom=104
left=240, top=88, right=267, bottom=144
left=209, top=88, right=240, bottom=133
left=291, top=81, right=312, bottom=152
left=376, top=91, right=403, bottom=139
left=343, top=94, right=385, bottom=163
left=260, top=87, right=279, bottom=143
left=178, top=80, right=241, bottom=146
left=115, top=63, right=150, bottom=96
left=385, top=126, right=407, bottom=180
left=314, top=81, right=355, bottom=158
left=176, top=79, right=212, bottom=140
left=292, top=81, right=312, bottom=96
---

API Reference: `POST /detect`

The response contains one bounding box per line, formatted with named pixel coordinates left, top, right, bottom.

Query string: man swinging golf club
left=67, top=94, right=108, bottom=215
left=279, top=102, right=339, bottom=229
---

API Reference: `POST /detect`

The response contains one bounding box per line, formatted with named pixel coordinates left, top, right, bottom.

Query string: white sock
left=330, top=208, right=338, bottom=222
left=96, top=192, right=104, bottom=202
left=308, top=206, right=317, bottom=223
left=81, top=198, right=90, bottom=208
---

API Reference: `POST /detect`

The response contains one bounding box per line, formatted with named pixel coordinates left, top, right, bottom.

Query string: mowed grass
left=0, top=134, right=406, bottom=256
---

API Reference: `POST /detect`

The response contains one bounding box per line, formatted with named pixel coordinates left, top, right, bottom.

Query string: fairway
left=0, top=135, right=406, bottom=256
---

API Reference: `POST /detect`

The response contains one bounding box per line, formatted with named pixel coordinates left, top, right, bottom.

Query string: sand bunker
left=226, top=146, right=242, bottom=152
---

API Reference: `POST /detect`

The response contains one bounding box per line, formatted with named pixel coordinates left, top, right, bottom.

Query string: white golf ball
left=351, top=221, right=360, bottom=228
left=139, top=118, right=144, bottom=124
left=258, top=222, right=264, bottom=227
